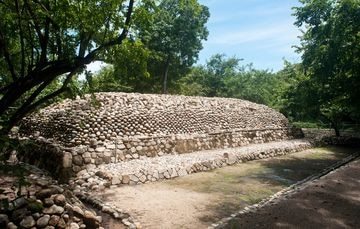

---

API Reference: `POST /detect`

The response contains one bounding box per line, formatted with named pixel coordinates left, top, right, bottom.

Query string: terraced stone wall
left=18, top=92, right=298, bottom=177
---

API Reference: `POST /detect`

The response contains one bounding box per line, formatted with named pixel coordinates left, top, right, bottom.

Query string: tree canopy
left=292, top=0, right=360, bottom=134
left=1, top=0, right=359, bottom=137
left=0, top=0, right=146, bottom=133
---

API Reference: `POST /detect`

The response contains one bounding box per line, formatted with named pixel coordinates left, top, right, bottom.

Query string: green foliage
left=291, top=122, right=329, bottom=129
left=106, top=40, right=152, bottom=92
left=139, top=0, right=210, bottom=93
left=0, top=0, right=140, bottom=133
left=224, top=66, right=278, bottom=105
left=292, top=0, right=360, bottom=134
left=85, top=66, right=133, bottom=93
left=179, top=54, right=280, bottom=106
left=27, top=199, right=44, bottom=213
left=274, top=61, right=320, bottom=121
left=89, top=0, right=210, bottom=94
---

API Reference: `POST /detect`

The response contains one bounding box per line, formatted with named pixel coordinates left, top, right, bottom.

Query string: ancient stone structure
left=71, top=140, right=311, bottom=190
left=19, top=92, right=300, bottom=179
left=0, top=164, right=104, bottom=229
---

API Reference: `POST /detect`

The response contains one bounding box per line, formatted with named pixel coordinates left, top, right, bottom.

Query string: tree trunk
left=162, top=57, right=170, bottom=94
left=331, top=121, right=341, bottom=137
left=334, top=126, right=340, bottom=137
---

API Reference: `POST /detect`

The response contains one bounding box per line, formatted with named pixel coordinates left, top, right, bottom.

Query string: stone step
left=71, top=139, right=312, bottom=191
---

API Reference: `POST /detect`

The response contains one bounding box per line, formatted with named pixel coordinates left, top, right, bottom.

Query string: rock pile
left=18, top=93, right=298, bottom=176
left=0, top=164, right=103, bottom=229
left=20, top=92, right=289, bottom=147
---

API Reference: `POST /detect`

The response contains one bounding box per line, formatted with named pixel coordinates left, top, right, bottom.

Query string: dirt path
left=101, top=185, right=217, bottom=228
left=225, top=158, right=360, bottom=229
left=96, top=147, right=358, bottom=229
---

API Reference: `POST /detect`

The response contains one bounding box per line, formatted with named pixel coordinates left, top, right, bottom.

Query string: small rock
left=129, top=174, right=139, bottom=182
left=83, top=210, right=100, bottom=228
left=90, top=139, right=98, bottom=147
left=36, top=188, right=60, bottom=200
left=101, top=205, right=112, bottom=213
left=178, top=168, right=188, bottom=177
left=44, top=198, right=54, bottom=207
left=32, top=212, right=41, bottom=220
left=73, top=216, right=81, bottom=222
left=37, top=215, right=50, bottom=228
left=44, top=226, right=55, bottom=229
left=12, top=197, right=28, bottom=209
left=53, top=194, right=66, bottom=206
left=43, top=205, right=64, bottom=215
left=7, top=222, right=17, bottom=229
left=12, top=207, right=29, bottom=222
left=72, top=206, right=84, bottom=218
left=20, top=216, right=35, bottom=228
left=70, top=222, right=80, bottom=229
left=111, top=176, right=122, bottom=185
left=95, top=171, right=112, bottom=180
left=73, top=155, right=84, bottom=166
left=122, top=175, right=130, bottom=184
left=62, top=214, right=69, bottom=222
left=139, top=175, right=147, bottom=183
left=57, top=217, right=66, bottom=228
left=48, top=215, right=60, bottom=226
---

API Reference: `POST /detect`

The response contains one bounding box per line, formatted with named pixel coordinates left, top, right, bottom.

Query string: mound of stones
left=17, top=92, right=300, bottom=180
left=0, top=164, right=102, bottom=229
left=19, top=92, right=289, bottom=147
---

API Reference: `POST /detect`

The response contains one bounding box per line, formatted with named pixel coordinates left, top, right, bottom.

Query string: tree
left=103, top=39, right=152, bottom=92
left=140, top=0, right=209, bottom=94
left=273, top=61, right=317, bottom=121
left=84, top=66, right=133, bottom=93
left=179, top=54, right=241, bottom=97
left=293, top=0, right=360, bottom=135
left=224, top=65, right=277, bottom=105
left=179, top=54, right=281, bottom=106
left=0, top=0, right=145, bottom=134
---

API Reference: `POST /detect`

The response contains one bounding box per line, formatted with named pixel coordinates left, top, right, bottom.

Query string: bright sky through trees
left=87, top=0, right=302, bottom=73
left=198, top=0, right=302, bottom=71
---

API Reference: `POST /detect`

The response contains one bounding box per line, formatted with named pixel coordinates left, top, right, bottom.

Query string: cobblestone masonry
left=18, top=92, right=301, bottom=179
left=70, top=139, right=311, bottom=191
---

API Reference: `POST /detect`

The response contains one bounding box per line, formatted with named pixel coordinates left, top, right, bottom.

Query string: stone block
left=62, top=152, right=72, bottom=168
left=73, top=155, right=83, bottom=166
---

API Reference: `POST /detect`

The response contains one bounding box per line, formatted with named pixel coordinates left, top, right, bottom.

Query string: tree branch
left=24, top=0, right=47, bottom=64
left=86, top=0, right=135, bottom=59
left=5, top=70, right=77, bottom=132
left=15, top=0, right=26, bottom=77
left=0, top=30, right=17, bottom=80
left=1, top=0, right=136, bottom=133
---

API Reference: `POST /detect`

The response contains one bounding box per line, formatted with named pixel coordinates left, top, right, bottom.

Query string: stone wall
left=18, top=92, right=299, bottom=179
left=68, top=128, right=293, bottom=173
left=16, top=138, right=73, bottom=183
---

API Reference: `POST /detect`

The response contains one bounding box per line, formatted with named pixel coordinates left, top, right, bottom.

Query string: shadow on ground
left=194, top=146, right=359, bottom=224
left=225, top=157, right=360, bottom=229
left=96, top=146, right=360, bottom=228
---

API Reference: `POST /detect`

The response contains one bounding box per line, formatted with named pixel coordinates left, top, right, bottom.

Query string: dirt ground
left=225, top=158, right=360, bottom=229
left=97, top=147, right=359, bottom=229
